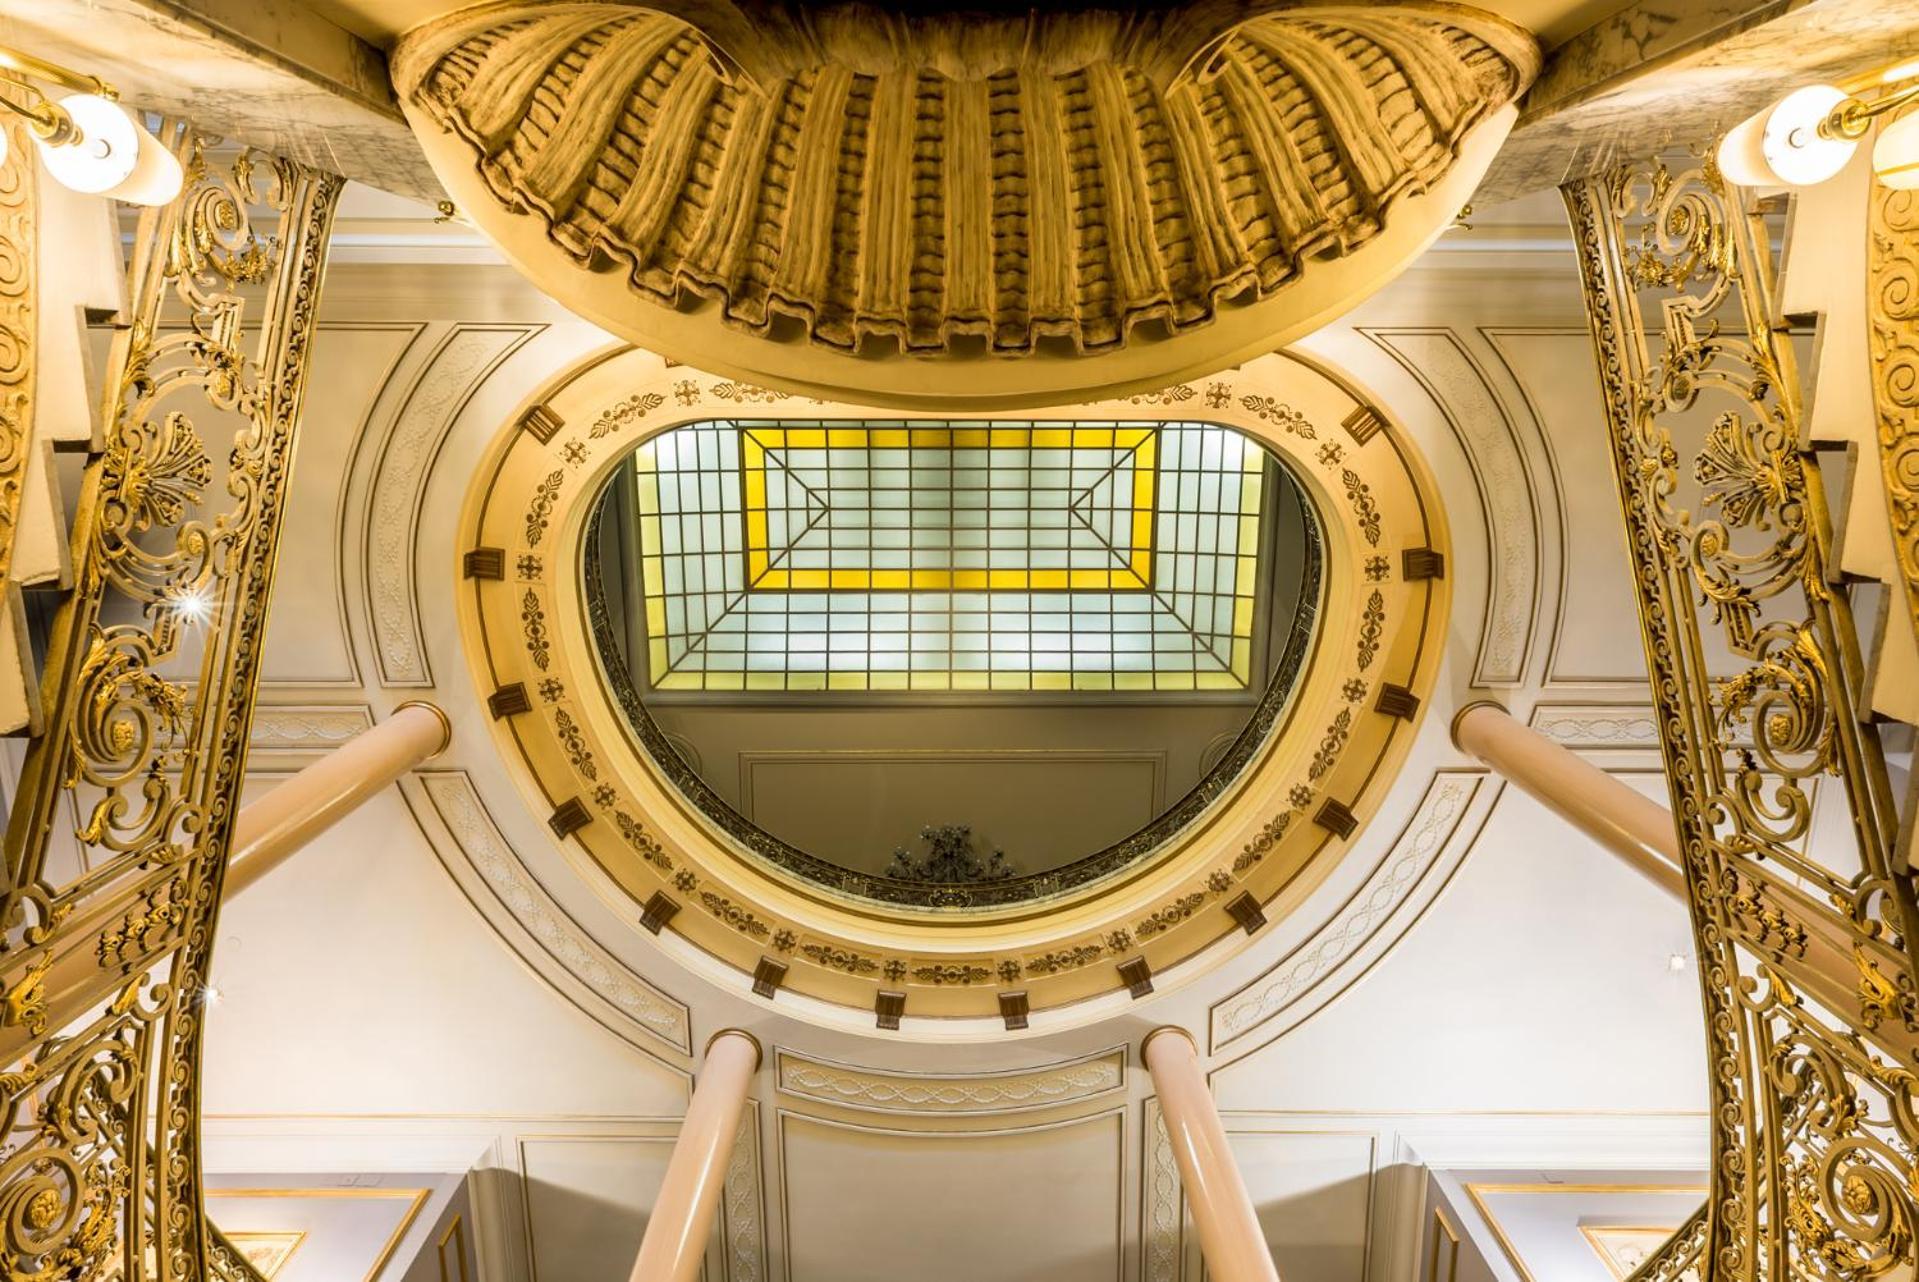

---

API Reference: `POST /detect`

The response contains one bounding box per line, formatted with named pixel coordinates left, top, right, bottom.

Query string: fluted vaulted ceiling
left=392, top=2, right=1539, bottom=407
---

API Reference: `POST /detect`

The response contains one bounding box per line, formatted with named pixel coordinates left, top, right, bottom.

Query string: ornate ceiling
left=392, top=2, right=1538, bottom=407
left=459, top=348, right=1447, bottom=1026
left=186, top=218, right=1712, bottom=1279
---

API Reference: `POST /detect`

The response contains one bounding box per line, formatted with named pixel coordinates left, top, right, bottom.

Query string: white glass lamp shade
left=1717, top=84, right=1856, bottom=188
left=1875, top=112, right=1919, bottom=190
left=34, top=94, right=181, bottom=206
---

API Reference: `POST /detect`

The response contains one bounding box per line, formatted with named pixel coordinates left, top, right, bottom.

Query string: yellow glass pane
left=1229, top=640, right=1251, bottom=684
left=631, top=418, right=1272, bottom=690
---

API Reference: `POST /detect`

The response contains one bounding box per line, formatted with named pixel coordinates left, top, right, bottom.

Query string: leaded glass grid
left=627, top=419, right=1270, bottom=692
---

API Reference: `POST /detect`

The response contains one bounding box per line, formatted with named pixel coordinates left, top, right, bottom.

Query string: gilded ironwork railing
left=1870, top=110, right=1919, bottom=731
left=1565, top=158, right=1919, bottom=1279
left=0, top=125, right=339, bottom=1280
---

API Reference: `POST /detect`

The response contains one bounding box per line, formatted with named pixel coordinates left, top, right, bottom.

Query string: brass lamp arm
left=0, top=43, right=117, bottom=146
left=1824, top=79, right=1919, bottom=141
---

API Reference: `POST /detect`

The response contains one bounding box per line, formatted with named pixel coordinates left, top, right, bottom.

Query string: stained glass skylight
left=622, top=420, right=1271, bottom=692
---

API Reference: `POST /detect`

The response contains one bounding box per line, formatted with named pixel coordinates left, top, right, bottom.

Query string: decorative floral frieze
left=1239, top=394, right=1317, bottom=438
left=521, top=588, right=550, bottom=670
left=588, top=391, right=665, bottom=438
left=1342, top=468, right=1382, bottom=546
left=798, top=943, right=880, bottom=976
left=525, top=468, right=564, bottom=546
left=1357, top=590, right=1385, bottom=671
left=1135, top=891, right=1207, bottom=941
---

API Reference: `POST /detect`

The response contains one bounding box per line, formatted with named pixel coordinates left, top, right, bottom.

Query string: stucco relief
left=363, top=323, right=540, bottom=686
left=722, top=1102, right=766, bottom=1282
left=1365, top=328, right=1539, bottom=686
left=246, top=704, right=374, bottom=756
left=775, top=1048, right=1125, bottom=1115
left=1528, top=703, right=1660, bottom=750
left=1143, top=1099, right=1182, bottom=1282
left=418, top=769, right=691, bottom=1053
left=1211, top=771, right=1487, bottom=1049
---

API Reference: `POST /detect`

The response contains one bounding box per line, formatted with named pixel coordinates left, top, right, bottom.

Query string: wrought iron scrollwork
left=1565, top=158, right=1919, bottom=1280
left=0, top=125, right=339, bottom=1281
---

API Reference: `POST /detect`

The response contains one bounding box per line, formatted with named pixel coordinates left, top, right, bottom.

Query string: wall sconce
left=1718, top=61, right=1919, bottom=190
left=0, top=45, right=181, bottom=205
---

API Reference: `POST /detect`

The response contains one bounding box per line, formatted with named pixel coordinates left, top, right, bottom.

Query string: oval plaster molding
left=363, top=323, right=541, bottom=686
left=417, top=768, right=693, bottom=1054
left=456, top=348, right=1451, bottom=1028
left=1209, top=768, right=1487, bottom=1050
left=774, top=1047, right=1125, bottom=1115
left=1364, top=326, right=1539, bottom=687
left=393, top=3, right=1537, bottom=408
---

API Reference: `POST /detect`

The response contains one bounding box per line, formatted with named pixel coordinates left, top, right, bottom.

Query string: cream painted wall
left=203, top=783, right=689, bottom=1119
left=168, top=193, right=1718, bottom=1281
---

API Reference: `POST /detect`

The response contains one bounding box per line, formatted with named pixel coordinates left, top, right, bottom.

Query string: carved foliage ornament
left=393, top=2, right=1537, bottom=407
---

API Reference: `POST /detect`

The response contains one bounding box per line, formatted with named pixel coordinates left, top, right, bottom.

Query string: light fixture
left=1718, top=68, right=1919, bottom=191
left=1875, top=111, right=1919, bottom=190
left=33, top=93, right=181, bottom=205
left=0, top=44, right=182, bottom=206
left=1718, top=85, right=1856, bottom=188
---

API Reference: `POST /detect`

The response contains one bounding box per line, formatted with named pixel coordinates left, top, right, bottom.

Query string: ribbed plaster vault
left=392, top=2, right=1539, bottom=408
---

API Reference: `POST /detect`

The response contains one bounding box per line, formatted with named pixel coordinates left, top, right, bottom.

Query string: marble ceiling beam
left=1479, top=0, right=1919, bottom=201
left=0, top=0, right=442, bottom=202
